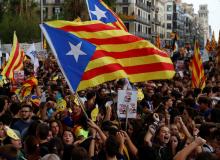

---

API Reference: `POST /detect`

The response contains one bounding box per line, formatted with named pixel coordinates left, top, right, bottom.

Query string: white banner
left=117, top=90, right=137, bottom=119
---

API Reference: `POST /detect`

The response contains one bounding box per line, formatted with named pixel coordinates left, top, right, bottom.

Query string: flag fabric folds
left=205, top=39, right=212, bottom=52
left=1, top=32, right=24, bottom=79
left=26, top=43, right=39, bottom=73
left=41, top=20, right=175, bottom=91
left=211, top=31, right=217, bottom=51
left=15, top=76, right=38, bottom=100
left=155, top=35, right=161, bottom=49
left=191, top=41, right=206, bottom=89
left=86, top=0, right=127, bottom=31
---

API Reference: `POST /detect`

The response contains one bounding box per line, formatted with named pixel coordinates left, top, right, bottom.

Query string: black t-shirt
left=91, top=150, right=126, bottom=160
left=39, top=142, right=49, bottom=157
left=139, top=144, right=172, bottom=160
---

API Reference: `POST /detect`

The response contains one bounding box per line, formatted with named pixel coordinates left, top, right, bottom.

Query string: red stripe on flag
left=85, top=35, right=142, bottom=45
left=59, top=23, right=120, bottom=32
left=82, top=63, right=174, bottom=80
left=5, top=42, right=20, bottom=77
left=91, top=48, right=169, bottom=60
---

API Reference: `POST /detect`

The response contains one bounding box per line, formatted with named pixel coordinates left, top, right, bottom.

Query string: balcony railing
left=136, top=0, right=151, bottom=12
left=116, top=0, right=132, bottom=5
left=133, top=32, right=150, bottom=39
left=119, top=14, right=150, bottom=25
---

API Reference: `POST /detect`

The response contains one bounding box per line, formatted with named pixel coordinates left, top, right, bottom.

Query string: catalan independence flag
left=205, top=39, right=212, bottom=53
left=191, top=41, right=206, bottom=89
left=211, top=31, right=217, bottom=51
left=1, top=32, right=24, bottom=79
left=15, top=76, right=38, bottom=100
left=40, top=20, right=175, bottom=91
left=86, top=0, right=127, bottom=31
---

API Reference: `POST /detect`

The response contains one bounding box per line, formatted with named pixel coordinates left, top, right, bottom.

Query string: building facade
left=35, top=0, right=64, bottom=20
left=116, top=0, right=152, bottom=40
left=198, top=4, right=209, bottom=46
left=154, top=0, right=166, bottom=45
left=163, top=0, right=174, bottom=46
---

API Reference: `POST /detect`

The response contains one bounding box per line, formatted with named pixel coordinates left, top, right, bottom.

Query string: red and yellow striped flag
left=155, top=35, right=161, bottom=49
left=205, top=39, right=212, bottom=52
left=1, top=32, right=24, bottom=79
left=15, top=76, right=38, bottom=99
left=45, top=20, right=175, bottom=91
left=211, top=31, right=217, bottom=51
left=191, top=41, right=206, bottom=89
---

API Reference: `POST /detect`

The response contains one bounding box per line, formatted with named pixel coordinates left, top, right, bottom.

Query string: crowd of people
left=0, top=49, right=220, bottom=160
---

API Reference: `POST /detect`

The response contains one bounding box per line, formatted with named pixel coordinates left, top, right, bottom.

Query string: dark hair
left=195, top=152, right=218, bottom=160
left=48, top=137, right=63, bottom=157
left=198, top=97, right=211, bottom=107
left=105, top=135, right=119, bottom=158
left=49, top=120, right=63, bottom=136
left=21, top=104, right=33, bottom=111
left=24, top=136, right=39, bottom=155
left=70, top=146, right=89, bottom=160
left=86, top=91, right=96, bottom=100
left=9, top=103, right=21, bottom=115
left=36, top=123, right=49, bottom=140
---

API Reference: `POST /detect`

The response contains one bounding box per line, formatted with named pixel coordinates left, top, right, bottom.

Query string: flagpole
left=40, top=0, right=44, bottom=50
left=75, top=92, right=89, bottom=120
left=85, top=0, right=92, bottom=20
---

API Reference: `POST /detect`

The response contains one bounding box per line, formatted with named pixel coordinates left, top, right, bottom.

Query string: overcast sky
left=182, top=0, right=220, bottom=40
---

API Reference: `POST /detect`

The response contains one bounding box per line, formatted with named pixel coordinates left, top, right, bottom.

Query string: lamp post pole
left=40, top=0, right=44, bottom=50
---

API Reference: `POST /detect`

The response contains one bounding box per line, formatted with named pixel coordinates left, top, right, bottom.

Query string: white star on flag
left=66, top=42, right=87, bottom=62
left=91, top=5, right=107, bottom=20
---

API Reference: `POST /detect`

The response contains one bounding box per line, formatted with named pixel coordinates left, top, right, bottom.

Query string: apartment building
left=35, top=0, right=64, bottom=20
left=116, top=0, right=152, bottom=40
left=198, top=4, right=209, bottom=46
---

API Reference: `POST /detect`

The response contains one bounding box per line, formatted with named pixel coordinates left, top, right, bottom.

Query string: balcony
left=155, top=7, right=159, bottom=13
left=119, top=14, right=150, bottom=25
left=134, top=32, right=150, bottom=39
left=151, top=5, right=155, bottom=11
left=136, top=0, right=151, bottom=12
left=155, top=20, right=160, bottom=25
left=119, top=13, right=136, bottom=21
left=151, top=32, right=157, bottom=37
left=136, top=16, right=151, bottom=25
left=116, top=0, right=132, bottom=5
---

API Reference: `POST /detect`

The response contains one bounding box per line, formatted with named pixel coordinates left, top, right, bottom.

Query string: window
left=167, top=23, right=172, bottom=29
left=167, top=32, right=171, bottom=38
left=138, top=9, right=141, bottom=16
left=167, top=5, right=172, bottom=12
left=148, top=14, right=151, bottom=21
left=148, top=28, right=151, bottom=34
left=122, top=7, right=128, bottom=15
left=138, top=24, right=142, bottom=32
left=167, top=14, right=172, bottom=20
left=124, top=22, right=129, bottom=31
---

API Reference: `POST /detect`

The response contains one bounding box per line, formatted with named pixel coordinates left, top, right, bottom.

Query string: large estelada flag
left=1, top=32, right=24, bottom=79
left=191, top=41, right=206, bottom=89
left=86, top=0, right=127, bottom=31
left=40, top=20, right=175, bottom=91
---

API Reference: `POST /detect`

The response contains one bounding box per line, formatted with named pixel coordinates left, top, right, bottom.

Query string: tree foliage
left=0, top=0, right=40, bottom=43
left=62, top=0, right=88, bottom=21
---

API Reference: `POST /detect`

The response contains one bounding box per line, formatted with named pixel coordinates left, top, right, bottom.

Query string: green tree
left=63, top=0, right=88, bottom=21
left=103, top=0, right=116, bottom=9
left=0, top=0, right=40, bottom=43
